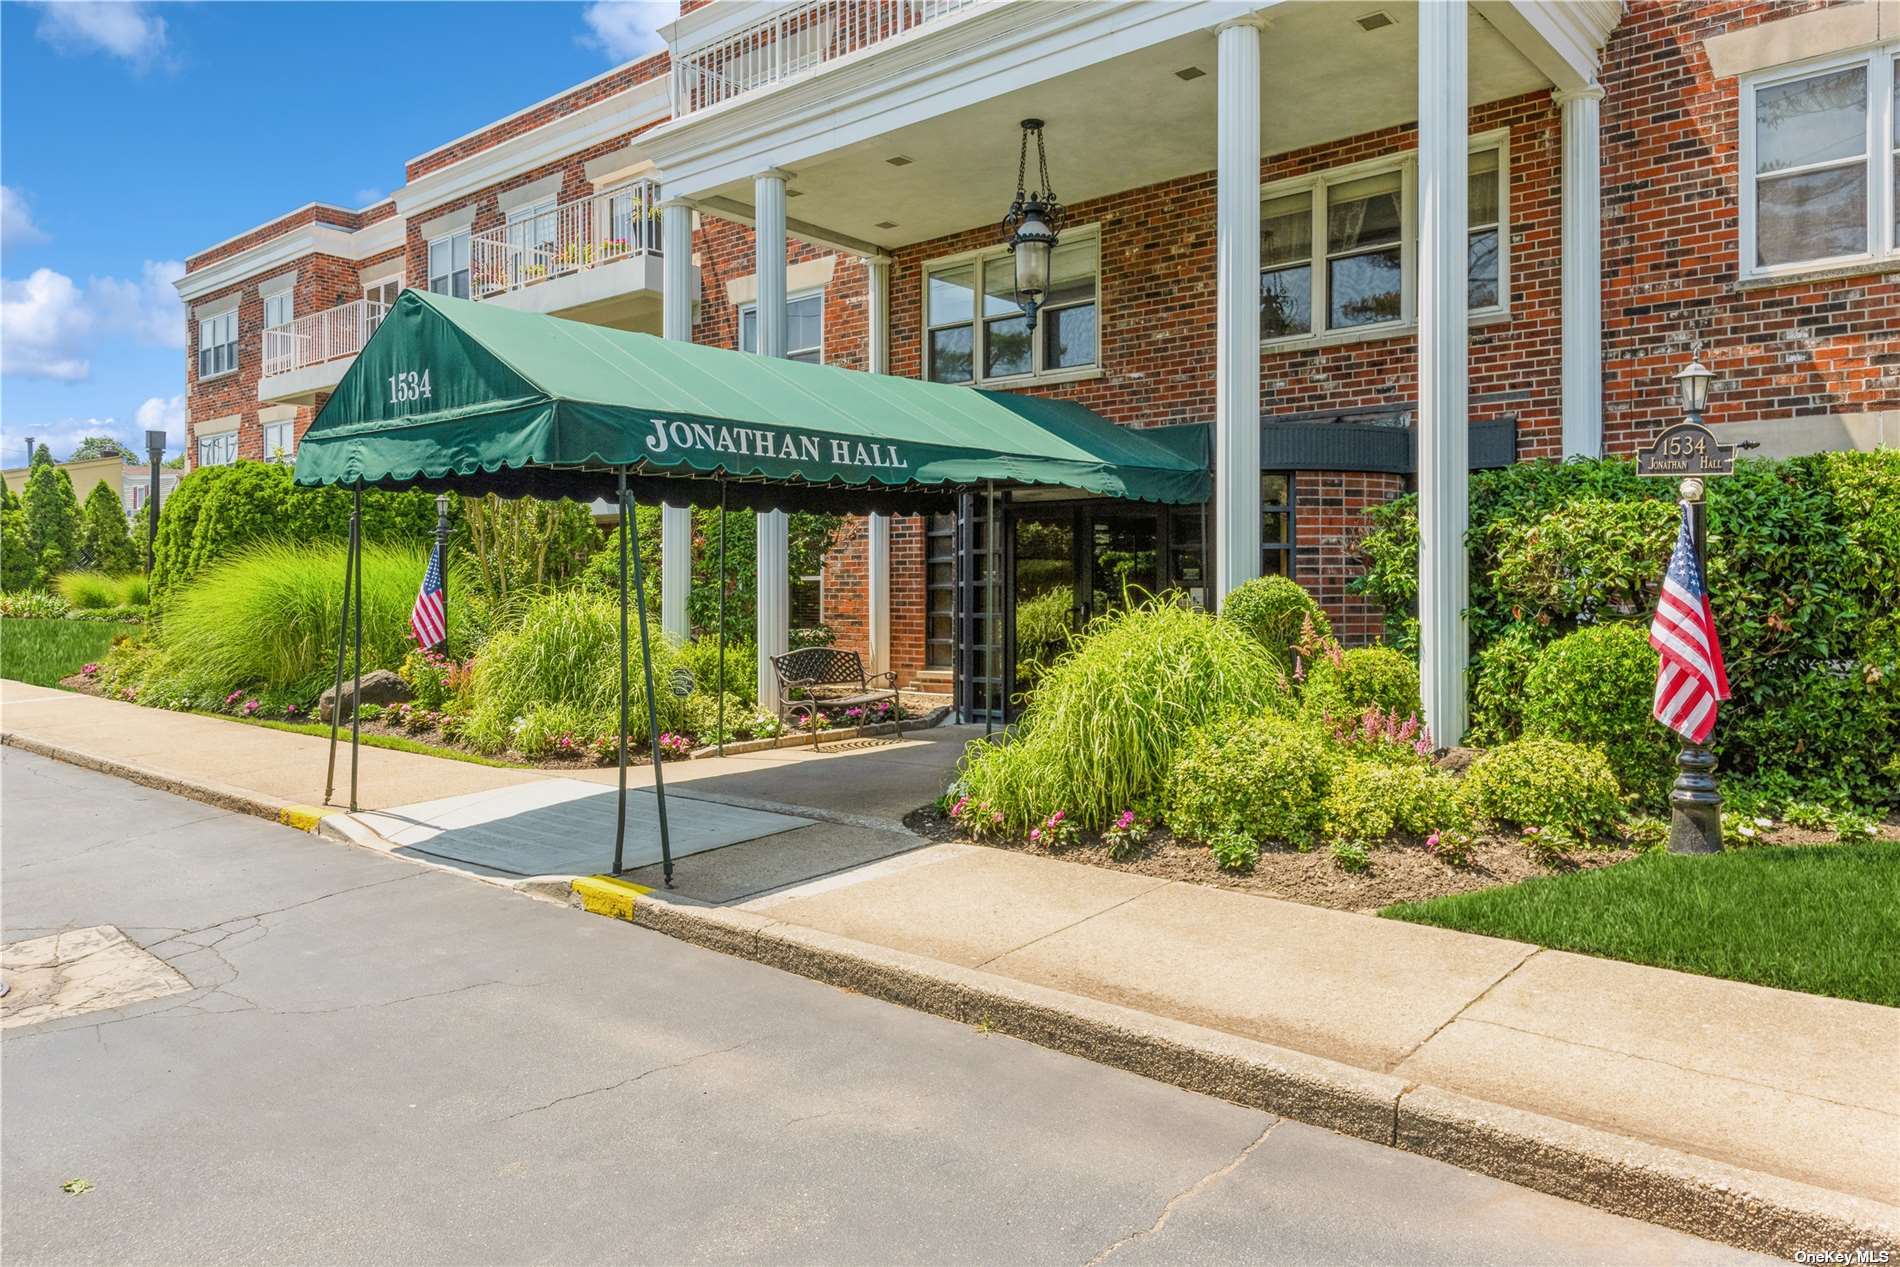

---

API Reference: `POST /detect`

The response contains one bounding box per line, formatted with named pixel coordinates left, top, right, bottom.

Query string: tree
left=21, top=462, right=82, bottom=580
left=31, top=443, right=53, bottom=468
left=77, top=480, right=139, bottom=573
left=0, top=475, right=35, bottom=592
left=67, top=436, right=127, bottom=462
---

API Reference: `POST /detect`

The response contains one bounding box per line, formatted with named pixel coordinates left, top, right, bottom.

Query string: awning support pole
left=323, top=498, right=359, bottom=805
left=985, top=480, right=997, bottom=738
left=716, top=479, right=728, bottom=757
left=625, top=470, right=675, bottom=887
left=614, top=476, right=630, bottom=875
left=348, top=484, right=363, bottom=814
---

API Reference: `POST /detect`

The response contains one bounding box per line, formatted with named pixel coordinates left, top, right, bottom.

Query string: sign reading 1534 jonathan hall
left=1636, top=422, right=1736, bottom=478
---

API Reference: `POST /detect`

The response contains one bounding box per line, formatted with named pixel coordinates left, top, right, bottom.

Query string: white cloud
left=0, top=259, right=186, bottom=381
left=1, top=187, right=49, bottom=249
left=135, top=393, right=187, bottom=449
left=1, top=268, right=92, bottom=380
left=579, top=0, right=675, bottom=62
left=34, top=1, right=172, bottom=70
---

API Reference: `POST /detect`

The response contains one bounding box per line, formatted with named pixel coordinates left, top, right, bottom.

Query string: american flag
left=410, top=543, right=446, bottom=649
left=1650, top=505, right=1730, bottom=744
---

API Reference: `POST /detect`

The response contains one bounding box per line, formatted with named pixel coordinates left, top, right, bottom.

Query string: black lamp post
left=143, top=428, right=166, bottom=575
left=1667, top=355, right=1722, bottom=855
left=1002, top=119, right=1065, bottom=333
left=434, top=493, right=453, bottom=649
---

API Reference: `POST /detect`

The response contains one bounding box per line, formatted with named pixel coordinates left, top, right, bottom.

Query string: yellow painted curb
left=278, top=804, right=332, bottom=832
left=574, top=875, right=652, bottom=922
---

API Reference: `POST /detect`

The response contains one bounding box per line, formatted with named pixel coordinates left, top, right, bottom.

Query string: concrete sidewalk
left=6, top=678, right=1895, bottom=1255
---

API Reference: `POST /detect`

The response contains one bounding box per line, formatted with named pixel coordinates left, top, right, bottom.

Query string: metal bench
left=770, top=648, right=901, bottom=750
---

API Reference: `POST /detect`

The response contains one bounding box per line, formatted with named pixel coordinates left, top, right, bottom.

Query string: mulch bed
left=903, top=803, right=1636, bottom=912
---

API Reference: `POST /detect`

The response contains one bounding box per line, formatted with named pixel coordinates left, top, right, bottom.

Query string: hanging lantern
left=1002, top=119, right=1066, bottom=333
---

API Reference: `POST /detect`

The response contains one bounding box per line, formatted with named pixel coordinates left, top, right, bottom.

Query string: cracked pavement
left=1, top=749, right=1767, bottom=1266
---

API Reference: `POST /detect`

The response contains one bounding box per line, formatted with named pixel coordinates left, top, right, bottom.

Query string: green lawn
left=1383, top=842, right=1900, bottom=1007
left=1, top=617, right=138, bottom=687
left=193, top=712, right=533, bottom=769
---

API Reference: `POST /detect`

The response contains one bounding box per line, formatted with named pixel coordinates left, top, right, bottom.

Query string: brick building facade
left=175, top=0, right=1899, bottom=716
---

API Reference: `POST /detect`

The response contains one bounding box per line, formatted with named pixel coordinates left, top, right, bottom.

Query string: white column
left=1558, top=85, right=1605, bottom=460
left=1213, top=18, right=1264, bottom=606
left=659, top=198, right=695, bottom=643
left=864, top=255, right=892, bottom=677
left=754, top=170, right=792, bottom=710
left=1417, top=0, right=1471, bottom=746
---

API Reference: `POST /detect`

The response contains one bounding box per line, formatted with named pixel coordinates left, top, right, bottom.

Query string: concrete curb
left=590, top=882, right=1900, bottom=1259
left=2, top=732, right=337, bottom=834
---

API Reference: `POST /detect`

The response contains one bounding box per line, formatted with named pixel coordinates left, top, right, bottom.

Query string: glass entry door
left=1010, top=513, right=1079, bottom=703
left=1087, top=507, right=1162, bottom=618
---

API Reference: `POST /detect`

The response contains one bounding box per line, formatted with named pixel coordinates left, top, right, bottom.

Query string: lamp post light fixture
left=1675, top=356, right=1714, bottom=418
left=143, top=429, right=166, bottom=576
left=1001, top=118, right=1066, bottom=333
left=433, top=493, right=453, bottom=649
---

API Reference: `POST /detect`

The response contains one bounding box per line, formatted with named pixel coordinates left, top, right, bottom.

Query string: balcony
left=670, top=0, right=993, bottom=117
left=469, top=182, right=667, bottom=328
left=259, top=298, right=387, bottom=404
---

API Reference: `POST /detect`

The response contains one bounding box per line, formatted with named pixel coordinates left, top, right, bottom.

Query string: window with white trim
left=197, top=309, right=237, bottom=378
left=1260, top=138, right=1508, bottom=344
left=263, top=420, right=295, bottom=463
left=1741, top=48, right=1899, bottom=275
left=923, top=230, right=1099, bottom=385
left=428, top=230, right=470, bottom=299
left=196, top=431, right=237, bottom=467
left=739, top=290, right=824, bottom=363
left=365, top=277, right=400, bottom=311
left=262, top=288, right=293, bottom=331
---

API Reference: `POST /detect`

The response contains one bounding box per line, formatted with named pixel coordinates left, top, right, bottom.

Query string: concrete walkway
left=5, top=678, right=1895, bottom=1254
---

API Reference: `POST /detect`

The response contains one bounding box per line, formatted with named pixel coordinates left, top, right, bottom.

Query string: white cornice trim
left=394, top=76, right=670, bottom=218
left=418, top=206, right=478, bottom=241
left=351, top=216, right=407, bottom=260
left=177, top=221, right=408, bottom=302
left=497, top=174, right=565, bottom=215
left=645, top=0, right=1269, bottom=200
left=405, top=60, right=667, bottom=171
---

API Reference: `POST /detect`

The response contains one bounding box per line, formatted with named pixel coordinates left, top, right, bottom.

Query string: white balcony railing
left=261, top=299, right=388, bottom=378
left=471, top=182, right=661, bottom=301
left=671, top=0, right=990, bottom=116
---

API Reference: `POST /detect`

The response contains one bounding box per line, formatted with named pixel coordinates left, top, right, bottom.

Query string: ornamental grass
left=956, top=599, right=1289, bottom=832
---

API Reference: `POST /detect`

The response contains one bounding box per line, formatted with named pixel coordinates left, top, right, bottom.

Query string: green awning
left=293, top=290, right=1208, bottom=511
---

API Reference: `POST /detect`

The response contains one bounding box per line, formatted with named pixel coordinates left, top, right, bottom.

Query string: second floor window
left=429, top=230, right=470, bottom=300
left=1261, top=139, right=1508, bottom=343
left=925, top=232, right=1099, bottom=385
left=196, top=431, right=237, bottom=467
left=1742, top=48, right=1899, bottom=275
left=197, top=309, right=237, bottom=379
left=263, top=288, right=292, bottom=331
left=739, top=291, right=823, bottom=363
left=365, top=278, right=400, bottom=311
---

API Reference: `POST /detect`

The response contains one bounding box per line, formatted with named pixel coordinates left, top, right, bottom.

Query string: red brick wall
left=1597, top=0, right=1900, bottom=451
left=1293, top=471, right=1408, bottom=648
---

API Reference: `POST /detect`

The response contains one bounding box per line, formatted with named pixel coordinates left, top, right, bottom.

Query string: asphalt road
left=0, top=748, right=1766, bottom=1267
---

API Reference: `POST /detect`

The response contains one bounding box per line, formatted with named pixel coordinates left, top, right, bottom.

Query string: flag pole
left=1667, top=476, right=1722, bottom=855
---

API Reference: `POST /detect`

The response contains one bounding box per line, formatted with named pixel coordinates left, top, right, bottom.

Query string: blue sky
left=1, top=0, right=675, bottom=464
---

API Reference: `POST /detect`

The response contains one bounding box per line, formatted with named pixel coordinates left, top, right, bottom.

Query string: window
left=924, top=232, right=1099, bottom=384
left=1261, top=473, right=1294, bottom=578
left=739, top=290, right=823, bottom=363
left=365, top=277, right=400, bottom=311
left=1741, top=48, right=1899, bottom=275
left=1260, top=140, right=1507, bottom=343
left=428, top=230, right=470, bottom=299
left=197, top=309, right=237, bottom=379
left=791, top=568, right=823, bottom=630
left=263, top=420, right=295, bottom=463
left=925, top=512, right=957, bottom=669
left=262, top=288, right=293, bottom=331
left=196, top=431, right=237, bottom=467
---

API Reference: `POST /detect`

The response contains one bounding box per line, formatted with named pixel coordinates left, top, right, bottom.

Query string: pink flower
left=225, top=690, right=242, bottom=706
left=1029, top=828, right=1042, bottom=843
left=1425, top=831, right=1440, bottom=851
left=81, top=662, right=100, bottom=677
left=242, top=699, right=260, bottom=715
left=1049, top=810, right=1065, bottom=824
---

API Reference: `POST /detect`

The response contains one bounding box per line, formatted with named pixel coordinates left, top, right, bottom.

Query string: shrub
left=1331, top=841, right=1371, bottom=873
left=1301, top=645, right=1421, bottom=721
left=150, top=462, right=442, bottom=606
left=1491, top=496, right=1678, bottom=626
left=510, top=702, right=599, bottom=760
left=1166, top=712, right=1331, bottom=849
left=1322, top=759, right=1463, bottom=845
left=21, top=458, right=81, bottom=582
left=1469, top=622, right=1544, bottom=746
left=1220, top=575, right=1330, bottom=671
left=1319, top=706, right=1436, bottom=765
left=674, top=634, right=758, bottom=708
left=55, top=571, right=146, bottom=611
left=461, top=590, right=687, bottom=755
left=156, top=541, right=464, bottom=702
left=1208, top=830, right=1260, bottom=872
left=1522, top=623, right=1674, bottom=805
left=0, top=591, right=71, bottom=619
left=77, top=481, right=139, bottom=574
left=397, top=647, right=468, bottom=712
left=1012, top=587, right=1075, bottom=696
left=1457, top=737, right=1623, bottom=841
left=955, top=599, right=1290, bottom=831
